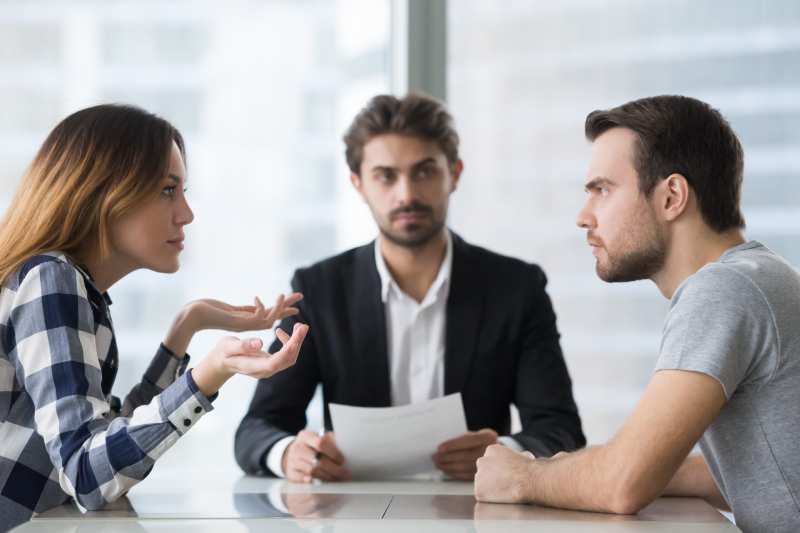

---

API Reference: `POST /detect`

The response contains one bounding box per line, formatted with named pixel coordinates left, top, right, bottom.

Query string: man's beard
left=595, top=212, right=667, bottom=283
left=378, top=202, right=446, bottom=248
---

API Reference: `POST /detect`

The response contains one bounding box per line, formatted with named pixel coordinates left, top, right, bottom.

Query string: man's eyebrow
left=410, top=157, right=437, bottom=169
left=584, top=177, right=615, bottom=191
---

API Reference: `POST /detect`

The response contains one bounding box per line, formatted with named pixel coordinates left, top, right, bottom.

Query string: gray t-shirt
left=656, top=241, right=800, bottom=532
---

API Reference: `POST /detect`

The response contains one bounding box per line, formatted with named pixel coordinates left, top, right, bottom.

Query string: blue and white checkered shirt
left=0, top=252, right=214, bottom=531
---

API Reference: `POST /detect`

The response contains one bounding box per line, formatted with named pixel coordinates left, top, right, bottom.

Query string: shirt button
left=183, top=419, right=191, bottom=427
left=194, top=406, right=202, bottom=414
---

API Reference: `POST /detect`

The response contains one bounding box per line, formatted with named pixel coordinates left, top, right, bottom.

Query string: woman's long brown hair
left=0, top=104, right=185, bottom=286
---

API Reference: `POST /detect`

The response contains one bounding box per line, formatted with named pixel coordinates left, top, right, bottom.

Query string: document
left=329, top=393, right=468, bottom=479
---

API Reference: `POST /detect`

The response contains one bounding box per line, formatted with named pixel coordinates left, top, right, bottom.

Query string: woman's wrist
left=191, top=351, right=234, bottom=397
left=163, top=306, right=197, bottom=358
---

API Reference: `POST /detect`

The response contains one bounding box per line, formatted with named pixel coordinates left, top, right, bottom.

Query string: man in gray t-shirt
left=473, top=94, right=800, bottom=533
left=657, top=241, right=800, bottom=531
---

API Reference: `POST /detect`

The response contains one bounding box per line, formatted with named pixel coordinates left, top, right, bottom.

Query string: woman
left=0, top=104, right=309, bottom=530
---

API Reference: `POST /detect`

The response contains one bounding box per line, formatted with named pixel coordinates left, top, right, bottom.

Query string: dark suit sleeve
left=511, top=266, right=586, bottom=456
left=234, top=270, right=321, bottom=475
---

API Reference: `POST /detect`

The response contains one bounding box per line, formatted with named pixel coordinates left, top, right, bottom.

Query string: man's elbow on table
left=605, top=462, right=663, bottom=515
left=607, top=484, right=653, bottom=515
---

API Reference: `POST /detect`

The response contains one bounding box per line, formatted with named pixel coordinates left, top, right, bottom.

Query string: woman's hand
left=185, top=293, right=303, bottom=332
left=192, top=322, right=310, bottom=397
left=164, top=293, right=303, bottom=357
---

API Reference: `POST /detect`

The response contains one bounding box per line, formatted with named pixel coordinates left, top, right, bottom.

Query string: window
left=0, top=0, right=391, bottom=480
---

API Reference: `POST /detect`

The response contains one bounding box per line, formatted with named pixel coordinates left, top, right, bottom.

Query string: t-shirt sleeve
left=655, top=265, right=779, bottom=399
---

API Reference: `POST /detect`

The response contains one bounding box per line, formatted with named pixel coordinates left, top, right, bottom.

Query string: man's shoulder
left=293, top=242, right=375, bottom=283
left=679, top=243, right=800, bottom=306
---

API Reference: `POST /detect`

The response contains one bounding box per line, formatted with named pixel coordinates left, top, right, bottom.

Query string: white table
left=15, top=477, right=740, bottom=532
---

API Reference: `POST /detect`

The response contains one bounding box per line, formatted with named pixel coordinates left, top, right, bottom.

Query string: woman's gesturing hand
left=186, top=292, right=303, bottom=332
left=192, top=322, right=310, bottom=396
left=165, top=293, right=303, bottom=357
left=220, top=323, right=309, bottom=379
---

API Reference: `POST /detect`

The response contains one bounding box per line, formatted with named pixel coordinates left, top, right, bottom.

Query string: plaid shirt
left=0, top=253, right=214, bottom=531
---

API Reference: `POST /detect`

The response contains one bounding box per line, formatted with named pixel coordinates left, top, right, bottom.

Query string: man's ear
left=350, top=172, right=366, bottom=200
left=658, top=173, right=691, bottom=222
left=450, top=159, right=464, bottom=193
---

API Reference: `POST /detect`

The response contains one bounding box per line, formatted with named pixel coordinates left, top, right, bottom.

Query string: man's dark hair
left=585, top=95, right=745, bottom=233
left=343, top=93, right=460, bottom=175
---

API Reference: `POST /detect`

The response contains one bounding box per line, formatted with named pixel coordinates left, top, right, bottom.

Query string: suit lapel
left=445, top=233, right=484, bottom=395
left=351, top=242, right=392, bottom=406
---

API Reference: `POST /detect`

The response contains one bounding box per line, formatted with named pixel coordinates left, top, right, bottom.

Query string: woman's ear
left=657, top=173, right=691, bottom=222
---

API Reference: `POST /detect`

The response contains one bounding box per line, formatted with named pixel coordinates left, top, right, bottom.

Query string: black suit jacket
left=235, top=232, right=585, bottom=475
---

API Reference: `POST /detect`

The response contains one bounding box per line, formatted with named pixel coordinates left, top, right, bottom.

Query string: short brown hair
left=343, top=93, right=460, bottom=174
left=585, top=95, right=745, bottom=233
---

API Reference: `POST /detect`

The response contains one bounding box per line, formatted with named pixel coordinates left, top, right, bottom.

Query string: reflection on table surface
left=387, top=495, right=730, bottom=522
left=17, top=479, right=739, bottom=533
left=32, top=491, right=391, bottom=520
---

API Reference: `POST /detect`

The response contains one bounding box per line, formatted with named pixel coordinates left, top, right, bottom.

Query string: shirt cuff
left=144, top=343, right=190, bottom=391
left=266, top=436, right=296, bottom=477
left=498, top=436, right=527, bottom=454
left=160, top=369, right=215, bottom=436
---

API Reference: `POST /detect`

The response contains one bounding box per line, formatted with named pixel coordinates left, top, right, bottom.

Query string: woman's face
left=110, top=141, right=194, bottom=273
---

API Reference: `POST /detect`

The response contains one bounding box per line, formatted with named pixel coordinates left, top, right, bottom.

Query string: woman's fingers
left=232, top=292, right=305, bottom=329
left=259, top=324, right=309, bottom=375
left=280, top=322, right=308, bottom=344
left=284, top=292, right=304, bottom=306
left=253, top=296, right=266, bottom=317
left=224, top=324, right=308, bottom=378
left=272, top=294, right=286, bottom=314
left=276, top=327, right=291, bottom=344
left=276, top=307, right=300, bottom=319
left=217, top=336, right=263, bottom=355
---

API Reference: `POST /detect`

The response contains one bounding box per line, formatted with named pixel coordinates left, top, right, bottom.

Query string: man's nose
left=395, top=175, right=418, bottom=204
left=576, top=201, right=595, bottom=230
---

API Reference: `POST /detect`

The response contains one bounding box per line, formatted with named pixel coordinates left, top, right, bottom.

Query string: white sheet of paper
left=329, top=393, right=468, bottom=480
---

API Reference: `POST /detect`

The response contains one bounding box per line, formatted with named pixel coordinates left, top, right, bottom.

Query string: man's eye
left=417, top=165, right=438, bottom=179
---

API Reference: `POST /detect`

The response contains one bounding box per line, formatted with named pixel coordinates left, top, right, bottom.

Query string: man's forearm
left=661, top=454, right=729, bottom=510
left=520, top=444, right=674, bottom=515
left=520, top=446, right=631, bottom=513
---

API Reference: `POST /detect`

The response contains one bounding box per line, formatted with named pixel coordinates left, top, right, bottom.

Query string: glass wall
left=0, top=0, right=391, bottom=482
left=448, top=0, right=800, bottom=443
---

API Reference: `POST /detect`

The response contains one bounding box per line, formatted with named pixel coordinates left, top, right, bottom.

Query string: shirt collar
left=67, top=257, right=114, bottom=306
left=374, top=230, right=453, bottom=305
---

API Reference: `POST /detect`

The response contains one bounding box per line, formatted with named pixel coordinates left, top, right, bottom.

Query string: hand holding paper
left=433, top=428, right=499, bottom=480
left=329, top=393, right=468, bottom=480
left=282, top=430, right=351, bottom=483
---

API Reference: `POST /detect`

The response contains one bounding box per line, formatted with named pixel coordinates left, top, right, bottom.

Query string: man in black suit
left=235, top=93, right=585, bottom=483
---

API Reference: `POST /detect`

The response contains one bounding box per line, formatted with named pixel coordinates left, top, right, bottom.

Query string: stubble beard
left=378, top=204, right=447, bottom=249
left=596, top=210, right=667, bottom=283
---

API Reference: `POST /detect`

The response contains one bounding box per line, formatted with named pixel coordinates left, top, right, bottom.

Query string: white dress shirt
left=266, top=232, right=521, bottom=477
left=378, top=232, right=452, bottom=406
